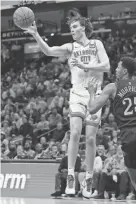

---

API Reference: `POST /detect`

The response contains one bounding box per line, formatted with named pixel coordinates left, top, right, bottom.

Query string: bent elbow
left=89, top=108, right=97, bottom=114
left=104, top=61, right=110, bottom=72
left=46, top=48, right=52, bottom=56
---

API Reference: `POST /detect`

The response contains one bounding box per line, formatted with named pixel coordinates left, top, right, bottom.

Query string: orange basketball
left=13, top=7, right=35, bottom=29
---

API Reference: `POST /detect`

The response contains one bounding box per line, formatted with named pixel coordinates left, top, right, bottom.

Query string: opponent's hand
left=88, top=77, right=98, bottom=96
left=23, top=21, right=37, bottom=36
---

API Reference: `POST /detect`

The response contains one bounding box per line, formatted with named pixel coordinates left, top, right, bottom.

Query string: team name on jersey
left=73, top=49, right=97, bottom=58
left=73, top=47, right=97, bottom=64
left=118, top=85, right=136, bottom=98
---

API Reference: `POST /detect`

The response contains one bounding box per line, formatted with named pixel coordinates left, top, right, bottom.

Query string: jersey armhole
left=94, top=40, right=101, bottom=63
left=67, top=42, right=74, bottom=60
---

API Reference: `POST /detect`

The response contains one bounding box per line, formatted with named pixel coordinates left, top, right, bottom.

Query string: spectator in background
left=50, top=144, right=60, bottom=159
left=52, top=123, right=65, bottom=142
left=10, top=121, right=19, bottom=138
left=7, top=141, right=17, bottom=159
left=59, top=143, right=68, bottom=158
left=2, top=138, right=9, bottom=156
left=43, top=139, right=55, bottom=158
left=35, top=114, right=49, bottom=135
left=1, top=143, right=9, bottom=160
left=107, top=113, right=116, bottom=129
left=63, top=100, right=69, bottom=119
left=96, top=145, right=106, bottom=159
left=48, top=108, right=62, bottom=129
left=91, top=145, right=107, bottom=197
left=96, top=128, right=104, bottom=146
left=24, top=140, right=35, bottom=159
left=1, top=131, right=6, bottom=143
left=111, top=130, right=118, bottom=145
left=59, top=66, right=69, bottom=82
left=40, top=136, right=48, bottom=150
left=20, top=115, right=33, bottom=139
left=94, top=146, right=129, bottom=200
left=106, top=144, right=117, bottom=158
left=14, top=145, right=25, bottom=160
left=1, top=120, right=11, bottom=139
left=34, top=143, right=44, bottom=159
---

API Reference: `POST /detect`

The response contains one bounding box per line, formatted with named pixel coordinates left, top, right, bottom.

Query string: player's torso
left=68, top=40, right=103, bottom=89
left=113, top=79, right=136, bottom=129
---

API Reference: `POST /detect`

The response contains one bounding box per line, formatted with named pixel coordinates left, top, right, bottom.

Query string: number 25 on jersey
left=123, top=97, right=136, bottom=116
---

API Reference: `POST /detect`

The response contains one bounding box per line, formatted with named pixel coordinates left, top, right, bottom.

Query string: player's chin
left=116, top=73, right=119, bottom=79
left=72, top=35, right=76, bottom=41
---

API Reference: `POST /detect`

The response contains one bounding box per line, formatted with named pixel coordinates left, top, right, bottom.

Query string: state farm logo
left=0, top=174, right=30, bottom=189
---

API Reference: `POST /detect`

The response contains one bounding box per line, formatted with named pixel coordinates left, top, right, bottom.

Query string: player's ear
left=81, top=26, right=85, bottom=32
left=123, top=69, right=127, bottom=74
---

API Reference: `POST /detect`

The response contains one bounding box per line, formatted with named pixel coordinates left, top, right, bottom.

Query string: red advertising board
left=1, top=161, right=59, bottom=198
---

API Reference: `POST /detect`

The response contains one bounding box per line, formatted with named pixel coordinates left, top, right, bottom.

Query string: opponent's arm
left=89, top=83, right=116, bottom=114
left=24, top=21, right=72, bottom=57
left=71, top=40, right=110, bottom=72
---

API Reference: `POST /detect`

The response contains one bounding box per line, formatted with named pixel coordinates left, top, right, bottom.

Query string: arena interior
left=1, top=1, right=136, bottom=204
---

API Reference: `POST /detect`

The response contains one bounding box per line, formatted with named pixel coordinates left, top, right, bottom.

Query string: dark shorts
left=119, top=129, right=136, bottom=169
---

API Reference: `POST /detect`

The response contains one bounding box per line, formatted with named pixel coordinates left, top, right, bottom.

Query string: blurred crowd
left=1, top=26, right=136, bottom=200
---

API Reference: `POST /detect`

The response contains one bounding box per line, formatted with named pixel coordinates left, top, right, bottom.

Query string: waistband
left=72, top=84, right=102, bottom=92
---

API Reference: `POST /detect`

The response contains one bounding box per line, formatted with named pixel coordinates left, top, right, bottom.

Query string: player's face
left=116, top=61, right=125, bottom=79
left=70, top=21, right=84, bottom=41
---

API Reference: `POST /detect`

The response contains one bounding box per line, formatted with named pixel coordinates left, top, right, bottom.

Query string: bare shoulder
left=62, top=43, right=73, bottom=52
left=94, top=39, right=104, bottom=47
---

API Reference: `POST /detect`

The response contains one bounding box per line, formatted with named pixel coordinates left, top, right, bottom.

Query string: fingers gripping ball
left=13, top=7, right=35, bottom=29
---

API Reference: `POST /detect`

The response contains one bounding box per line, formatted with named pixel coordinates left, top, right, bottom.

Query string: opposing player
left=89, top=57, right=136, bottom=191
left=23, top=10, right=110, bottom=198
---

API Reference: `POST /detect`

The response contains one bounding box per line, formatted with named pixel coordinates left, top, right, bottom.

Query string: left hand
left=70, top=59, right=85, bottom=70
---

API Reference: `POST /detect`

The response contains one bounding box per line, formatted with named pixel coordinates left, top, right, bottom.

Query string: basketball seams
left=14, top=15, right=34, bottom=23
left=13, top=7, right=34, bottom=28
left=20, top=7, right=28, bottom=27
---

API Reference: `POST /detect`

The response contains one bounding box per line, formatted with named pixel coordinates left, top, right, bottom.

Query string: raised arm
left=24, top=21, right=72, bottom=57
left=89, top=83, right=116, bottom=114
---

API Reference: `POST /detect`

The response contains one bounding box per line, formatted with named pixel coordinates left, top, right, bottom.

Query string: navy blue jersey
left=113, top=79, right=136, bottom=129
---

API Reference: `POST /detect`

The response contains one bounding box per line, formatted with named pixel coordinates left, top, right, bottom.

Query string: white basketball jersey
left=68, top=40, right=103, bottom=90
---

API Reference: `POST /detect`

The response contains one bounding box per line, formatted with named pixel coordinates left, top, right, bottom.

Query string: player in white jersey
left=24, top=9, right=110, bottom=198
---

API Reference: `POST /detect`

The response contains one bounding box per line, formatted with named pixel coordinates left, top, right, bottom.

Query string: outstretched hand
left=23, top=21, right=37, bottom=36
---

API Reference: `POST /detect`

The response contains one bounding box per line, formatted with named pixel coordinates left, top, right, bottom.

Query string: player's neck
left=76, top=35, right=89, bottom=46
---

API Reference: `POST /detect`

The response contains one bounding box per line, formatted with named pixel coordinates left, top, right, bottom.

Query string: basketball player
left=88, top=57, right=136, bottom=191
left=24, top=10, right=110, bottom=198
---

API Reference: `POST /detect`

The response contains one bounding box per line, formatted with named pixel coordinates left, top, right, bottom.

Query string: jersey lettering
left=113, top=79, right=136, bottom=129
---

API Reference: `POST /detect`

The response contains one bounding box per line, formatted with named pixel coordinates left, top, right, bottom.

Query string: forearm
left=83, top=61, right=110, bottom=72
left=33, top=32, right=51, bottom=56
left=89, top=97, right=103, bottom=114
